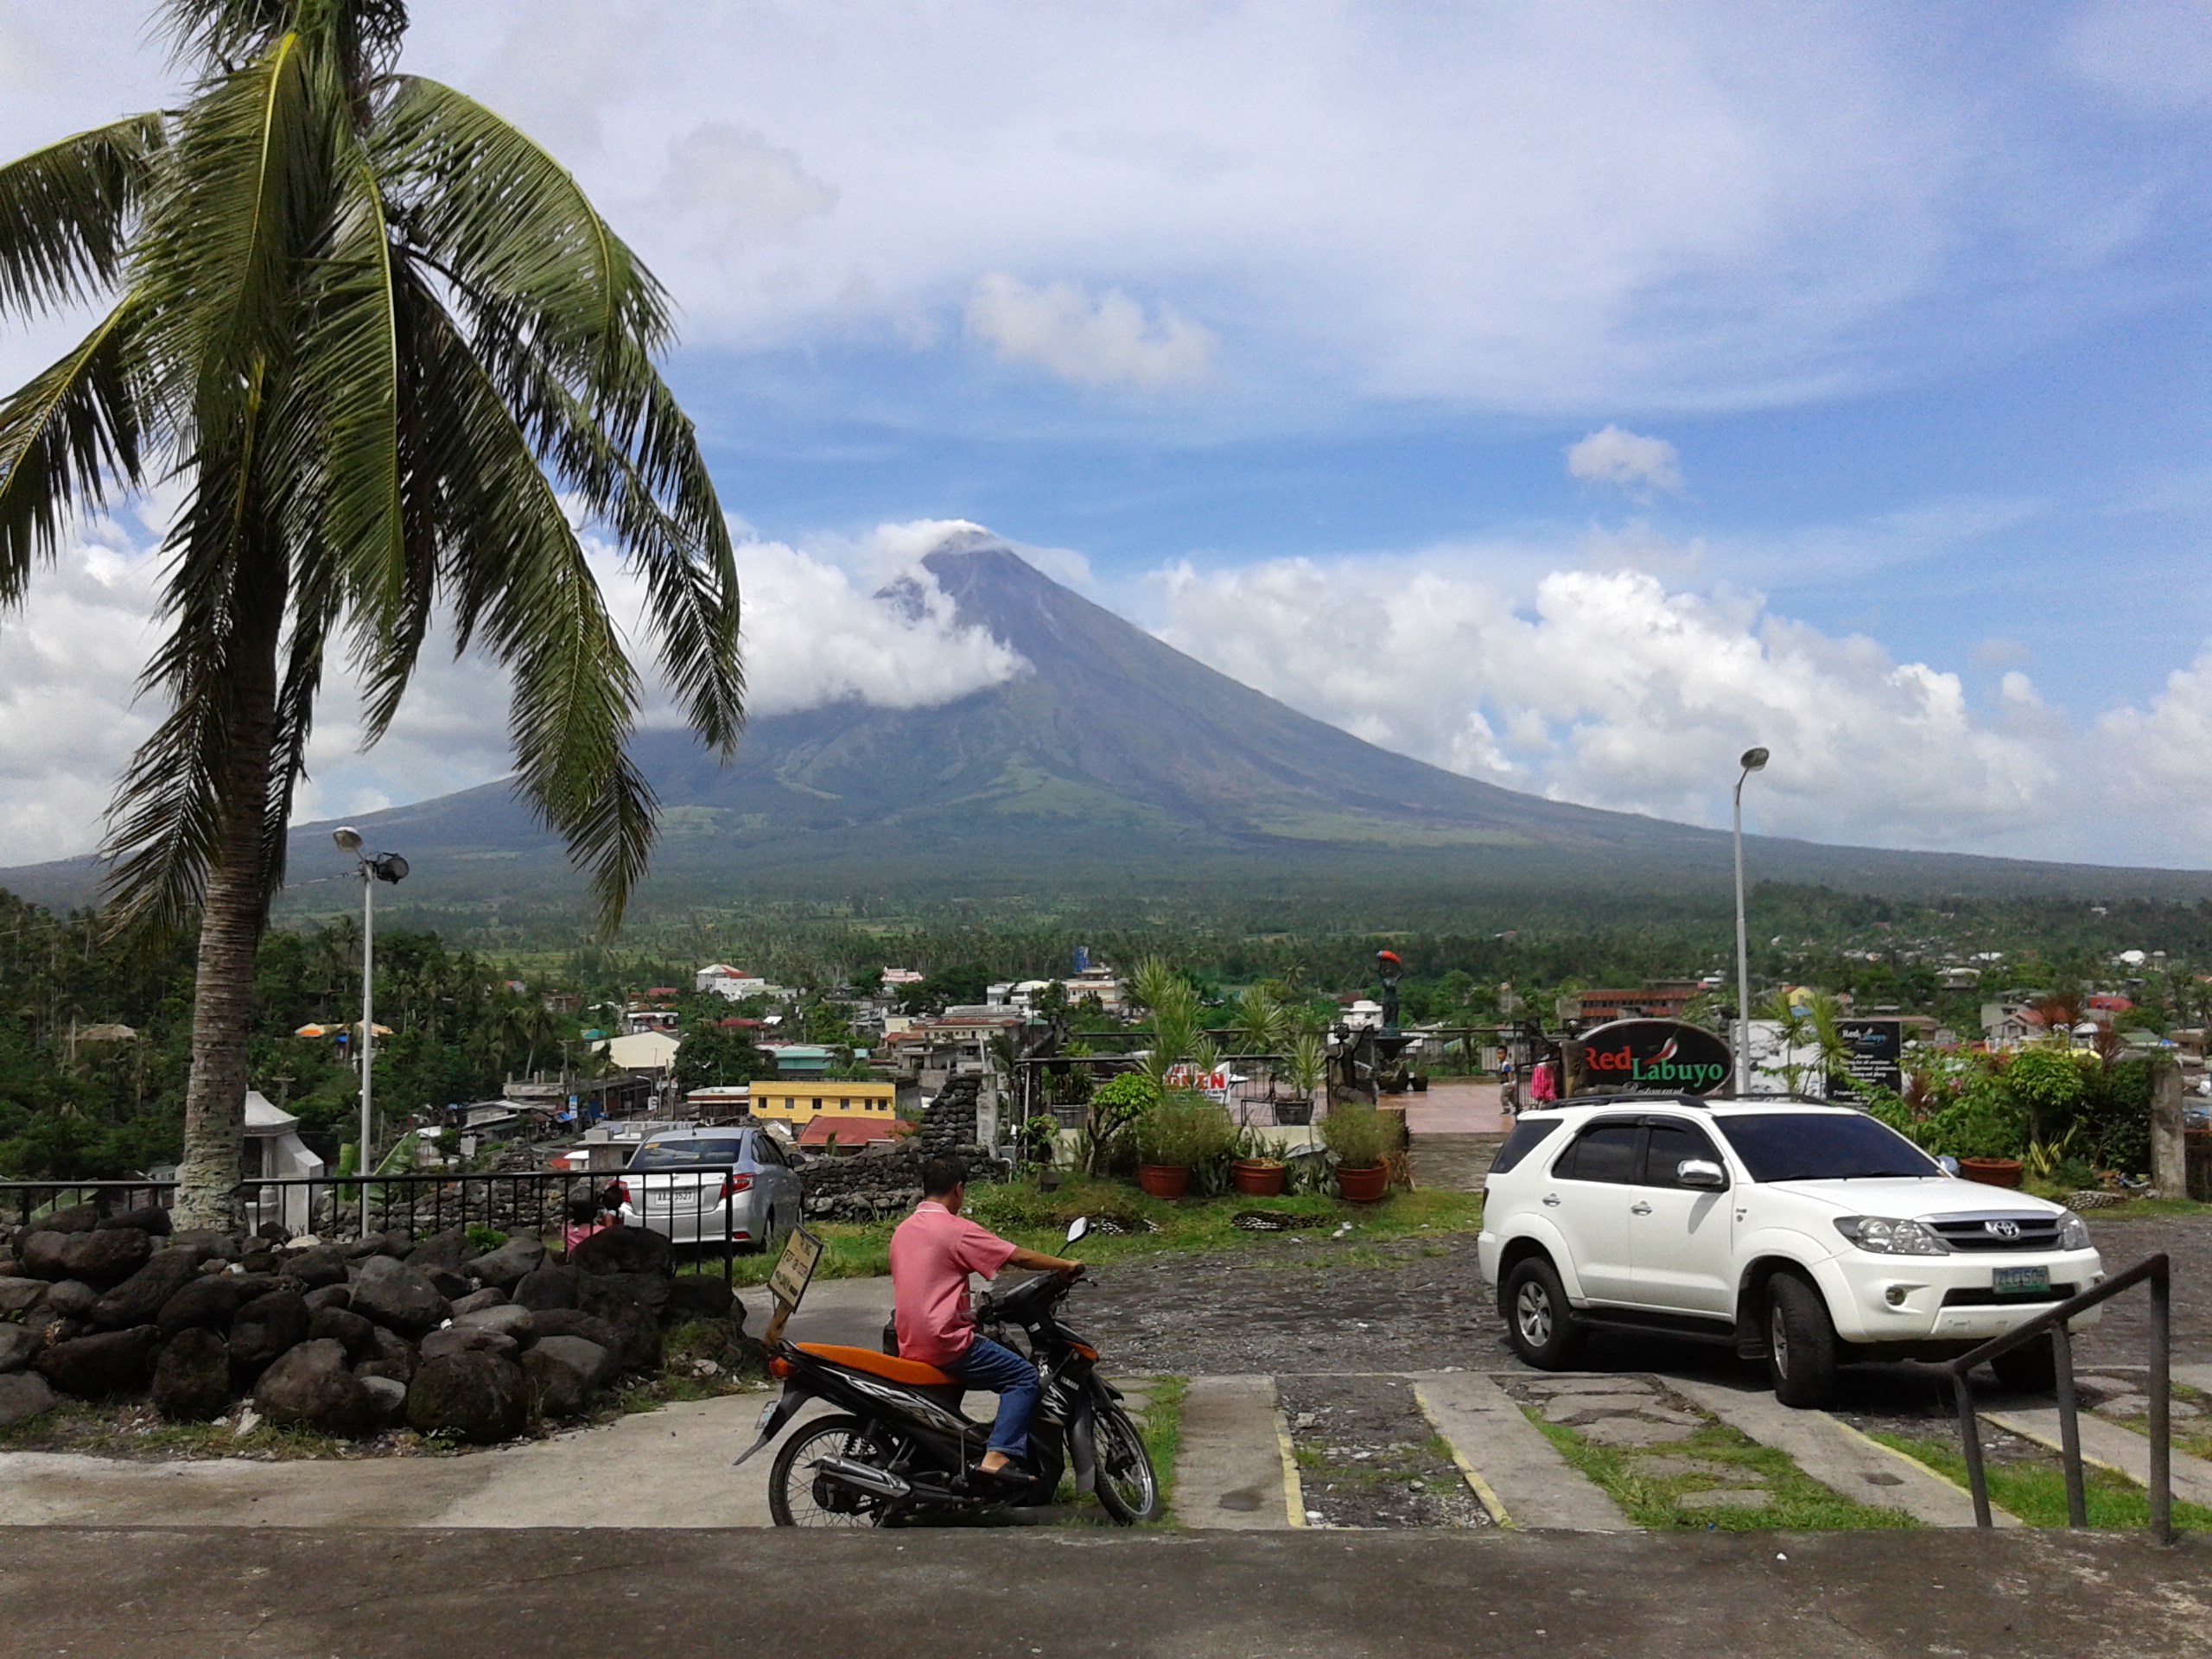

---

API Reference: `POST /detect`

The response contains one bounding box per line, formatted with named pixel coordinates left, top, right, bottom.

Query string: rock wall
left=0, top=1201, right=751, bottom=1444
left=798, top=1080, right=1007, bottom=1223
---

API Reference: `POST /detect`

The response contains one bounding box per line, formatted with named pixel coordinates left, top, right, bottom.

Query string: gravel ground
left=1277, top=1373, right=1491, bottom=1529
left=1077, top=1210, right=2209, bottom=1468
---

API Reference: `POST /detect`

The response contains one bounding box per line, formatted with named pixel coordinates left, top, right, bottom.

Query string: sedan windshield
left=628, top=1136, right=747, bottom=1171
left=1716, top=1113, right=1939, bottom=1183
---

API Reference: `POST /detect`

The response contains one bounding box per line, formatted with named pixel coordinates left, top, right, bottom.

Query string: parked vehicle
left=1478, top=1094, right=2104, bottom=1407
left=618, top=1128, right=802, bottom=1253
left=736, top=1218, right=1160, bottom=1525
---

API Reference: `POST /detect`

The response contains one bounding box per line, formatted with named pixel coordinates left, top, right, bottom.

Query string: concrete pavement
left=3, top=1526, right=2206, bottom=1658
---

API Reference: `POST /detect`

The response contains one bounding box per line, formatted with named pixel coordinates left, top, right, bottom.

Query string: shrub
left=2079, top=1058, right=2154, bottom=1174
left=2006, top=1048, right=2089, bottom=1140
left=1134, top=1095, right=1235, bottom=1167
left=963, top=1181, right=1065, bottom=1233
left=1078, top=1071, right=1164, bottom=1177
left=466, top=1224, right=509, bottom=1254
left=1320, top=1103, right=1396, bottom=1169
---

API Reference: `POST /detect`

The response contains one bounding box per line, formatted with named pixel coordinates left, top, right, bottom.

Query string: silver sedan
left=617, top=1128, right=802, bottom=1253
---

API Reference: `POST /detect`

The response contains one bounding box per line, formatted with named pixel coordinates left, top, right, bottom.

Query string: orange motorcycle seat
left=794, top=1342, right=958, bottom=1388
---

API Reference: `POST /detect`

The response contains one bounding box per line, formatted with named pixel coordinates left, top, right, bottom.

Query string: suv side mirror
left=1677, top=1159, right=1728, bottom=1191
left=1937, top=1154, right=1961, bottom=1178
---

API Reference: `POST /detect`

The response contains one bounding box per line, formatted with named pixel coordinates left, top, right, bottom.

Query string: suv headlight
left=1834, top=1216, right=1950, bottom=1255
left=2058, top=1211, right=2091, bottom=1251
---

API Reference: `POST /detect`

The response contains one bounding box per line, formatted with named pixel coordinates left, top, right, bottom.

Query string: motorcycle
left=734, top=1217, right=1161, bottom=1527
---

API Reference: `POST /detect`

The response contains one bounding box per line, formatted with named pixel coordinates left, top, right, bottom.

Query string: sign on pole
left=760, top=1224, right=823, bottom=1347
left=1570, top=1019, right=1733, bottom=1096
left=1827, top=1019, right=1904, bottom=1101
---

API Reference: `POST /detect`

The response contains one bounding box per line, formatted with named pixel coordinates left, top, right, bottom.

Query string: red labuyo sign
left=1574, top=1018, right=1732, bottom=1096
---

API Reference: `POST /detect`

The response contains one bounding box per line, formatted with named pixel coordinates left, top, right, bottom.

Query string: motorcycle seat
left=795, top=1342, right=958, bottom=1388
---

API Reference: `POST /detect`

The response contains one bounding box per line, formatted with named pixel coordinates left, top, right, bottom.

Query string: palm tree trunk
left=171, top=592, right=283, bottom=1232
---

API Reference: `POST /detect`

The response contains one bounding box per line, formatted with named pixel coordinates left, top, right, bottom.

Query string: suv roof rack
left=1556, top=1091, right=1844, bottom=1110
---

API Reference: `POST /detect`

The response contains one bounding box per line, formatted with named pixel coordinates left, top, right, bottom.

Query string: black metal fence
left=1953, top=1252, right=2171, bottom=1540
left=0, top=1167, right=752, bottom=1284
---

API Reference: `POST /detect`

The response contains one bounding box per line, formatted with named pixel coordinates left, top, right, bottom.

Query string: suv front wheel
left=1764, top=1272, right=1839, bottom=1408
left=1504, top=1256, right=1584, bottom=1370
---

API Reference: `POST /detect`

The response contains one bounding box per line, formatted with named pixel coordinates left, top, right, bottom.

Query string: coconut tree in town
left=0, top=2, right=744, bottom=1224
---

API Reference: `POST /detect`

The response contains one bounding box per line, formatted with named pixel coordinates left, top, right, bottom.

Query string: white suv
left=1477, top=1095, right=2104, bottom=1407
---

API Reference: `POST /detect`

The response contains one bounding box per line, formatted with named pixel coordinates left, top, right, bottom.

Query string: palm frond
left=131, top=30, right=331, bottom=435
left=0, top=297, right=144, bottom=607
left=403, top=287, right=655, bottom=928
left=102, top=427, right=284, bottom=936
left=161, top=0, right=408, bottom=83
left=0, top=114, right=166, bottom=322
left=465, top=317, right=743, bottom=754
left=373, top=76, right=672, bottom=371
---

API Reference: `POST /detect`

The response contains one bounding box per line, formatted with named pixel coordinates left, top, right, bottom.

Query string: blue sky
left=5, top=2, right=2212, bottom=867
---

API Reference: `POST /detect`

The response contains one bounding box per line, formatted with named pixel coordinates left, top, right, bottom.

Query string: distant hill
left=10, top=531, right=2211, bottom=924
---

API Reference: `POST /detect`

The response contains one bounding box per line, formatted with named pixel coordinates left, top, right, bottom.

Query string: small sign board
left=1827, top=1019, right=1904, bottom=1101
left=1573, top=1019, right=1733, bottom=1096
left=767, top=1224, right=823, bottom=1313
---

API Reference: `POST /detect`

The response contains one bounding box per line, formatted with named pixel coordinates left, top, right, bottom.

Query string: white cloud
left=0, top=513, right=1025, bottom=866
left=0, top=5, right=2193, bottom=413
left=965, top=274, right=1216, bottom=389
left=659, top=122, right=838, bottom=244
left=1151, top=548, right=2066, bottom=853
left=1567, top=425, right=1684, bottom=494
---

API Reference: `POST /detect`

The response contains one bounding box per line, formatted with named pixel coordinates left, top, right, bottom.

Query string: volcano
left=8, top=531, right=2206, bottom=921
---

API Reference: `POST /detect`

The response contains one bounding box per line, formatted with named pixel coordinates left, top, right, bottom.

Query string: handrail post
left=1955, top=1367, right=1993, bottom=1529
left=2050, top=1318, right=2088, bottom=1528
left=2152, top=1256, right=2173, bottom=1545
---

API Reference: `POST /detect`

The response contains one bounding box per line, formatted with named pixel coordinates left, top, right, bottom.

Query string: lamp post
left=334, top=829, right=408, bottom=1235
left=1732, top=747, right=1769, bottom=1097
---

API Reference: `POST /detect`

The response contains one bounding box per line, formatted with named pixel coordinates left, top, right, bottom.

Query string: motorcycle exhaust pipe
left=811, top=1456, right=912, bottom=1501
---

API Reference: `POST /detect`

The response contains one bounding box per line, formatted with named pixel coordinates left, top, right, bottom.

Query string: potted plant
left=1322, top=1102, right=1396, bottom=1202
left=1134, top=1094, right=1232, bottom=1198
left=1230, top=1124, right=1287, bottom=1197
left=1276, top=1031, right=1325, bottom=1128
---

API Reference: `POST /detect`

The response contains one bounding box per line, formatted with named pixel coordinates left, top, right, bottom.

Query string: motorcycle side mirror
left=1065, top=1216, right=1090, bottom=1245
left=1937, top=1154, right=1961, bottom=1178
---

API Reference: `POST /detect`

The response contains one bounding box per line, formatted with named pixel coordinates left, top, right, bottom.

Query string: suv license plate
left=1993, top=1266, right=2050, bottom=1298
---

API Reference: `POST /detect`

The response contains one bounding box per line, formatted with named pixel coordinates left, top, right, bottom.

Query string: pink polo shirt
left=889, top=1200, right=1019, bottom=1365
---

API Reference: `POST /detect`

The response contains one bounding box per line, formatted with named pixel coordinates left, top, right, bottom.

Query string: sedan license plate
left=1993, top=1265, right=2050, bottom=1298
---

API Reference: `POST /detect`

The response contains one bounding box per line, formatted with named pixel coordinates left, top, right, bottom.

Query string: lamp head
left=332, top=826, right=363, bottom=854
left=368, top=853, right=409, bottom=885
left=1739, top=747, right=1770, bottom=773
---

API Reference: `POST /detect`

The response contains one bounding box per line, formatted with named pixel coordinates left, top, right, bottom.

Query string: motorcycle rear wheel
left=769, top=1414, right=896, bottom=1528
left=1091, top=1404, right=1162, bottom=1524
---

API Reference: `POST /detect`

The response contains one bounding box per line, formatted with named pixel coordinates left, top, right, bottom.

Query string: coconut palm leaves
left=0, top=1, right=743, bottom=1220
left=0, top=3, right=742, bottom=931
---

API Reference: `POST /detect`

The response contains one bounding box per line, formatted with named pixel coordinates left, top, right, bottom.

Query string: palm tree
left=0, top=3, right=743, bottom=1225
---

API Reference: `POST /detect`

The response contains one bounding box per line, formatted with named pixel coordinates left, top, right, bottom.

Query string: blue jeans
left=945, top=1335, right=1040, bottom=1461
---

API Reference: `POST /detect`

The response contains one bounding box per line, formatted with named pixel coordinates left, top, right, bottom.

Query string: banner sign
left=1575, top=1019, right=1732, bottom=1096
left=1827, top=1019, right=1904, bottom=1101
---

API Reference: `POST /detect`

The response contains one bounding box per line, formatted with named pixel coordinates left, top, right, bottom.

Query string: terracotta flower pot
left=1960, top=1156, right=2024, bottom=1189
left=1136, top=1163, right=1190, bottom=1199
left=1335, top=1163, right=1391, bottom=1203
left=1231, top=1158, right=1287, bottom=1197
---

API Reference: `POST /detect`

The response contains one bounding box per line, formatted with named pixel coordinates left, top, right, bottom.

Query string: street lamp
left=335, top=828, right=408, bottom=1234
left=1732, top=748, right=1769, bottom=1097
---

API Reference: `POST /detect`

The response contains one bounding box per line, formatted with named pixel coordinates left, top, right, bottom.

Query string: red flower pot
left=1960, top=1156, right=2024, bottom=1189
left=1136, top=1164, right=1190, bottom=1199
left=1230, top=1158, right=1287, bottom=1197
left=1335, top=1163, right=1390, bottom=1203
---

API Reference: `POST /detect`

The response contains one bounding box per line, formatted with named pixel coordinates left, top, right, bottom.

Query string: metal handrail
left=1951, top=1253, right=2171, bottom=1541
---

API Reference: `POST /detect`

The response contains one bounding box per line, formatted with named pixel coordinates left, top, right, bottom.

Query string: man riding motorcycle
left=888, top=1154, right=1083, bottom=1481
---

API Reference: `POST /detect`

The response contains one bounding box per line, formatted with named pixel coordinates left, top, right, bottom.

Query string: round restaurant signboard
left=1573, top=1018, right=1732, bottom=1096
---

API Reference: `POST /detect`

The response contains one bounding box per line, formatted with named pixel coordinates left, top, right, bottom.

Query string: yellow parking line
left=1273, top=1392, right=1307, bottom=1528
left=1413, top=1382, right=1514, bottom=1528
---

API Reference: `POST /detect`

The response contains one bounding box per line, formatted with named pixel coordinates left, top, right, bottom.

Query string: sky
left=5, top=3, right=2212, bottom=869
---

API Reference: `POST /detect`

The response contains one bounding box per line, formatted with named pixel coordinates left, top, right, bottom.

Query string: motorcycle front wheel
left=1091, top=1404, right=1162, bottom=1524
left=768, top=1414, right=897, bottom=1528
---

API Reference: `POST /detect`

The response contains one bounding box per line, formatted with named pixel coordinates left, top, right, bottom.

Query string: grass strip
left=1136, top=1373, right=1187, bottom=1525
left=709, top=1181, right=1484, bottom=1287
left=1870, top=1432, right=2212, bottom=1530
left=1524, top=1410, right=1920, bottom=1531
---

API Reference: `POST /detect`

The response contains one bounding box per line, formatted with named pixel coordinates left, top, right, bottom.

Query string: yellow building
left=748, top=1079, right=899, bottom=1128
